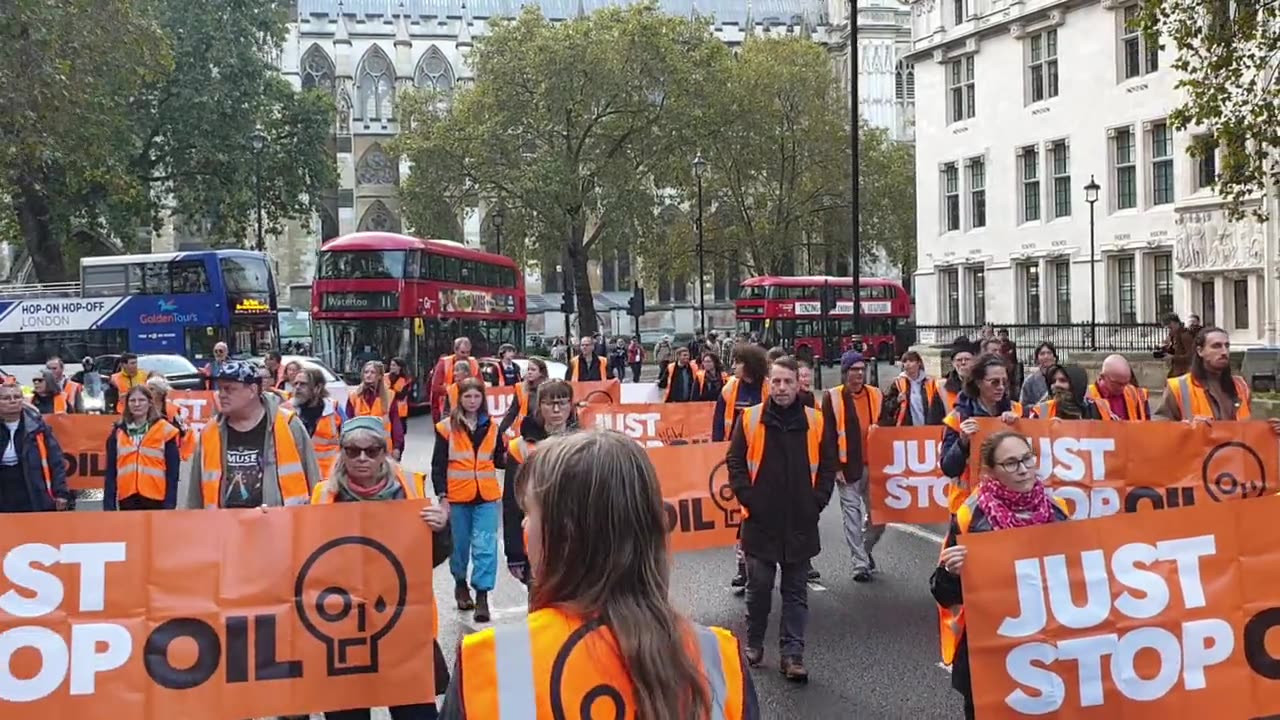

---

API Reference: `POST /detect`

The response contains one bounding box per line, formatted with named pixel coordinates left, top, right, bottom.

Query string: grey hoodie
left=179, top=392, right=323, bottom=509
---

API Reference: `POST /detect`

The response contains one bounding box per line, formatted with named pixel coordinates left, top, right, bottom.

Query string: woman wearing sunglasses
left=932, top=430, right=1069, bottom=720
left=311, top=415, right=450, bottom=720
left=938, top=354, right=1023, bottom=513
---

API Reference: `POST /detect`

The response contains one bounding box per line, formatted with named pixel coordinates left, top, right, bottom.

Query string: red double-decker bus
left=310, top=232, right=526, bottom=409
left=735, top=275, right=912, bottom=361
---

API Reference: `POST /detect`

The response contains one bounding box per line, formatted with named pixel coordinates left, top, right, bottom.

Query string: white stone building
left=907, top=0, right=1279, bottom=347
left=827, top=0, right=916, bottom=143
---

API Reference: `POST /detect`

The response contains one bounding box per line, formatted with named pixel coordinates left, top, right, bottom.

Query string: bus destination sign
left=321, top=292, right=399, bottom=312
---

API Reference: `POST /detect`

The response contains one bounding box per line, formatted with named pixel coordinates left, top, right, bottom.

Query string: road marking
left=937, top=662, right=952, bottom=674
left=889, top=523, right=945, bottom=544
left=807, top=581, right=827, bottom=592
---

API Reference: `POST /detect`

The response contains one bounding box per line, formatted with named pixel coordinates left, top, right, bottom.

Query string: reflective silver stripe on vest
left=492, top=624, right=537, bottom=718
left=743, top=408, right=761, bottom=478
left=694, top=626, right=728, bottom=718
left=283, top=496, right=310, bottom=507
left=1179, top=378, right=1193, bottom=419
left=1035, top=401, right=1052, bottom=418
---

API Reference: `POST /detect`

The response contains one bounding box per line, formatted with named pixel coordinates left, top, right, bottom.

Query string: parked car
left=246, top=355, right=353, bottom=407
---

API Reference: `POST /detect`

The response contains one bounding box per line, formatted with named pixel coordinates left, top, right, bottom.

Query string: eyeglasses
left=540, top=399, right=570, bottom=409
left=996, top=455, right=1037, bottom=473
left=343, top=445, right=385, bottom=459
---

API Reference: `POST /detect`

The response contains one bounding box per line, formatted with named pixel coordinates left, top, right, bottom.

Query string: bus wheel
left=877, top=342, right=893, bottom=362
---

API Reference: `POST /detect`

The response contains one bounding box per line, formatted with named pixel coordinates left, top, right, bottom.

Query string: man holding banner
left=727, top=355, right=837, bottom=681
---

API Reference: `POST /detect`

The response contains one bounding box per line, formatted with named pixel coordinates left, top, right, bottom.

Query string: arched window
left=414, top=46, right=456, bottom=94
left=896, top=59, right=915, bottom=102
left=300, top=45, right=335, bottom=93
left=358, top=200, right=400, bottom=232
left=356, top=143, right=398, bottom=185
left=356, top=46, right=396, bottom=121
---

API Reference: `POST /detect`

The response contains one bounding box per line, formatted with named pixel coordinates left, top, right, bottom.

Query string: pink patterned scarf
left=976, top=477, right=1054, bottom=530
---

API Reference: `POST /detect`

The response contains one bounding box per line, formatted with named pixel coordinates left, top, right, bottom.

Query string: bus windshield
left=319, top=251, right=407, bottom=280
left=220, top=256, right=273, bottom=295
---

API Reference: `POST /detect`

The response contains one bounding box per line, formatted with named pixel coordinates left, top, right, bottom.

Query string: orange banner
left=580, top=402, right=716, bottom=447
left=646, top=441, right=739, bottom=552
left=867, top=420, right=1279, bottom=524
left=167, top=389, right=220, bottom=431
left=44, top=415, right=118, bottom=491
left=483, top=379, right=620, bottom=419
left=964, top=492, right=1280, bottom=718
left=0, top=501, right=434, bottom=719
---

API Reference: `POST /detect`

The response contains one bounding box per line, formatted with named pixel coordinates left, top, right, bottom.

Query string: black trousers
left=744, top=555, right=808, bottom=658
left=630, top=362, right=642, bottom=383
left=119, top=495, right=165, bottom=511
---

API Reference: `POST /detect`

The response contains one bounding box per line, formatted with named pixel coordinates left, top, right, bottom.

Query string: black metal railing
left=912, top=323, right=1165, bottom=363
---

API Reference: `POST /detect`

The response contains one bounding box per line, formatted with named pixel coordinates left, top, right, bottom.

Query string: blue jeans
left=450, top=501, right=499, bottom=592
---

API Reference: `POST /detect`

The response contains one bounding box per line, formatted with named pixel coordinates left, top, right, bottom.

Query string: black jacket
left=1, top=408, right=72, bottom=512
left=726, top=399, right=837, bottom=564
left=658, top=362, right=701, bottom=402
left=501, top=413, right=578, bottom=573
left=931, top=498, right=1069, bottom=699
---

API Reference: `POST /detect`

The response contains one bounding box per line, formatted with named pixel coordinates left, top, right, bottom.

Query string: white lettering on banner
left=996, top=535, right=1231, bottom=714
left=590, top=413, right=665, bottom=447
left=1033, top=437, right=1116, bottom=483
left=0, top=299, right=114, bottom=334
left=170, top=398, right=214, bottom=430
left=1049, top=485, right=1122, bottom=520
left=880, top=439, right=949, bottom=510
left=0, top=542, right=132, bottom=702
left=486, top=394, right=512, bottom=419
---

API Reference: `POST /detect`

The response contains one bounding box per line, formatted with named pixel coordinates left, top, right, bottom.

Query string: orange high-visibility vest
left=1085, top=384, right=1150, bottom=421
left=740, top=403, right=822, bottom=521
left=827, top=385, right=884, bottom=465
left=662, top=363, right=705, bottom=402
left=940, top=400, right=1025, bottom=513
left=386, top=375, right=411, bottom=418
left=435, top=417, right=500, bottom=503
left=1166, top=373, right=1252, bottom=421
left=32, top=431, right=54, bottom=499
left=720, top=377, right=769, bottom=438
left=1030, top=398, right=1114, bottom=421
left=60, top=380, right=81, bottom=411
left=350, top=390, right=394, bottom=452
left=111, top=371, right=145, bottom=413
left=285, top=397, right=343, bottom=481
left=569, top=355, right=608, bottom=382
left=443, top=355, right=481, bottom=385
left=164, top=400, right=196, bottom=462
left=114, top=420, right=179, bottom=503
left=891, top=376, right=939, bottom=426
left=459, top=607, right=746, bottom=720
left=43, top=393, right=69, bottom=414
left=199, top=408, right=310, bottom=509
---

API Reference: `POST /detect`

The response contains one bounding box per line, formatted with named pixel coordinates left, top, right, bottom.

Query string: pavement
left=78, top=360, right=968, bottom=718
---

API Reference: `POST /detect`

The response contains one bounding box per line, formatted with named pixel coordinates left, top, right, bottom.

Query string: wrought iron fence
left=912, top=323, right=1166, bottom=363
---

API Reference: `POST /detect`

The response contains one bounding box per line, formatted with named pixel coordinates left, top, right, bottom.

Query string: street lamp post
left=250, top=125, right=268, bottom=252
left=850, top=2, right=861, bottom=350
left=1085, top=175, right=1101, bottom=350
left=492, top=207, right=505, bottom=256
left=693, top=153, right=708, bottom=337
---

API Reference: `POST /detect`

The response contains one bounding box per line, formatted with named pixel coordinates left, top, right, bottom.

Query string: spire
left=457, top=0, right=474, bottom=51
left=690, top=0, right=698, bottom=22
left=743, top=0, right=753, bottom=36
left=335, top=0, right=350, bottom=44
left=576, top=0, right=587, bottom=19
left=396, top=0, right=411, bottom=45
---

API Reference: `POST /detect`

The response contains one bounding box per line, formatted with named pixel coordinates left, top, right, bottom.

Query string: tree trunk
left=566, top=217, right=598, bottom=339
left=13, top=172, right=70, bottom=284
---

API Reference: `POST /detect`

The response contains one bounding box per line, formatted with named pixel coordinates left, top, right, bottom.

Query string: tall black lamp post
left=492, top=207, right=505, bottom=255
left=250, top=125, right=268, bottom=252
left=1085, top=175, right=1101, bottom=349
left=693, top=153, right=708, bottom=337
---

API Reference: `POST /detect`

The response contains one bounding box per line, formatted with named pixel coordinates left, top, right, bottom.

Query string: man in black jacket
left=657, top=347, right=701, bottom=402
left=726, top=355, right=838, bottom=683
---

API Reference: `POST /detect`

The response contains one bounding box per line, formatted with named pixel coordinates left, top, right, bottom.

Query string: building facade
left=907, top=0, right=1279, bottom=346
left=827, top=0, right=916, bottom=143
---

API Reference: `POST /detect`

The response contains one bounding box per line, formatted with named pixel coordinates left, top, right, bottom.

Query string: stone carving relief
left=1174, top=210, right=1264, bottom=271
left=356, top=143, right=397, bottom=186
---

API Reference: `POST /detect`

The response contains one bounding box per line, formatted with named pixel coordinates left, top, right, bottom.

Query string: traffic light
left=820, top=282, right=835, bottom=314
left=560, top=295, right=575, bottom=315
left=628, top=286, right=646, bottom=318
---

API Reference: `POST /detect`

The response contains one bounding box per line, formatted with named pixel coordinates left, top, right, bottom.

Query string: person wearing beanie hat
left=940, top=338, right=979, bottom=413
left=822, top=349, right=885, bottom=582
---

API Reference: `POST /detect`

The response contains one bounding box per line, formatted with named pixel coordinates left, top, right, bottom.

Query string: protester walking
left=880, top=351, right=945, bottom=426
left=109, top=352, right=147, bottom=413
left=568, top=335, right=610, bottom=381
left=659, top=347, right=703, bottom=402
left=728, top=356, right=837, bottom=681
left=441, top=359, right=478, bottom=415
left=441, top=430, right=760, bottom=719
left=430, top=337, right=481, bottom=418
left=431, top=378, right=503, bottom=623
left=492, top=345, right=521, bottom=387
left=715, top=344, right=770, bottom=591
left=0, top=382, right=71, bottom=513
left=699, top=351, right=728, bottom=402
left=940, top=338, right=978, bottom=413
left=285, top=366, right=346, bottom=481
left=30, top=370, right=70, bottom=414
left=104, top=385, right=181, bottom=511
left=933, top=430, right=1070, bottom=720
left=311, top=416, right=449, bottom=720
left=497, top=357, right=548, bottom=439
left=45, top=356, right=83, bottom=413
left=348, top=360, right=404, bottom=460
left=182, top=361, right=323, bottom=510
left=822, top=351, right=884, bottom=582
left=939, top=354, right=1023, bottom=513
left=502, top=380, right=576, bottom=587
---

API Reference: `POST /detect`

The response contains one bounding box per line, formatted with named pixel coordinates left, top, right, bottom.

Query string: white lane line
left=889, top=523, right=945, bottom=544
left=937, top=662, right=952, bottom=674
left=807, top=581, right=827, bottom=592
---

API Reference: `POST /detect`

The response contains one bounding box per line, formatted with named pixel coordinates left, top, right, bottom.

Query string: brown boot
left=474, top=591, right=491, bottom=623
left=745, top=646, right=764, bottom=667
left=780, top=655, right=808, bottom=683
left=455, top=581, right=475, bottom=611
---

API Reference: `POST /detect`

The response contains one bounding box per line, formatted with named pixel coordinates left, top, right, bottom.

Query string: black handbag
left=432, top=523, right=452, bottom=569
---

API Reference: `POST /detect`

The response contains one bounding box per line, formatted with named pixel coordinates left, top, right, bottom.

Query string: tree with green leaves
left=3, top=0, right=336, bottom=282
left=395, top=3, right=727, bottom=337
left=1140, top=0, right=1279, bottom=216
left=858, top=123, right=916, bottom=277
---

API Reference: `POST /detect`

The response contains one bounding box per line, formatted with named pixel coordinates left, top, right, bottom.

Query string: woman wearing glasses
left=311, top=416, right=450, bottom=720
left=938, top=354, right=1023, bottom=513
left=932, top=430, right=1069, bottom=720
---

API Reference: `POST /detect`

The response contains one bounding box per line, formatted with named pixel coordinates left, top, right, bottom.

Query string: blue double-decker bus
left=0, top=250, right=279, bottom=378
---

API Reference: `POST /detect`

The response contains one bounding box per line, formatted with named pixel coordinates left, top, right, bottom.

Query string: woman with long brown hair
left=441, top=429, right=758, bottom=720
left=347, top=360, right=404, bottom=459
